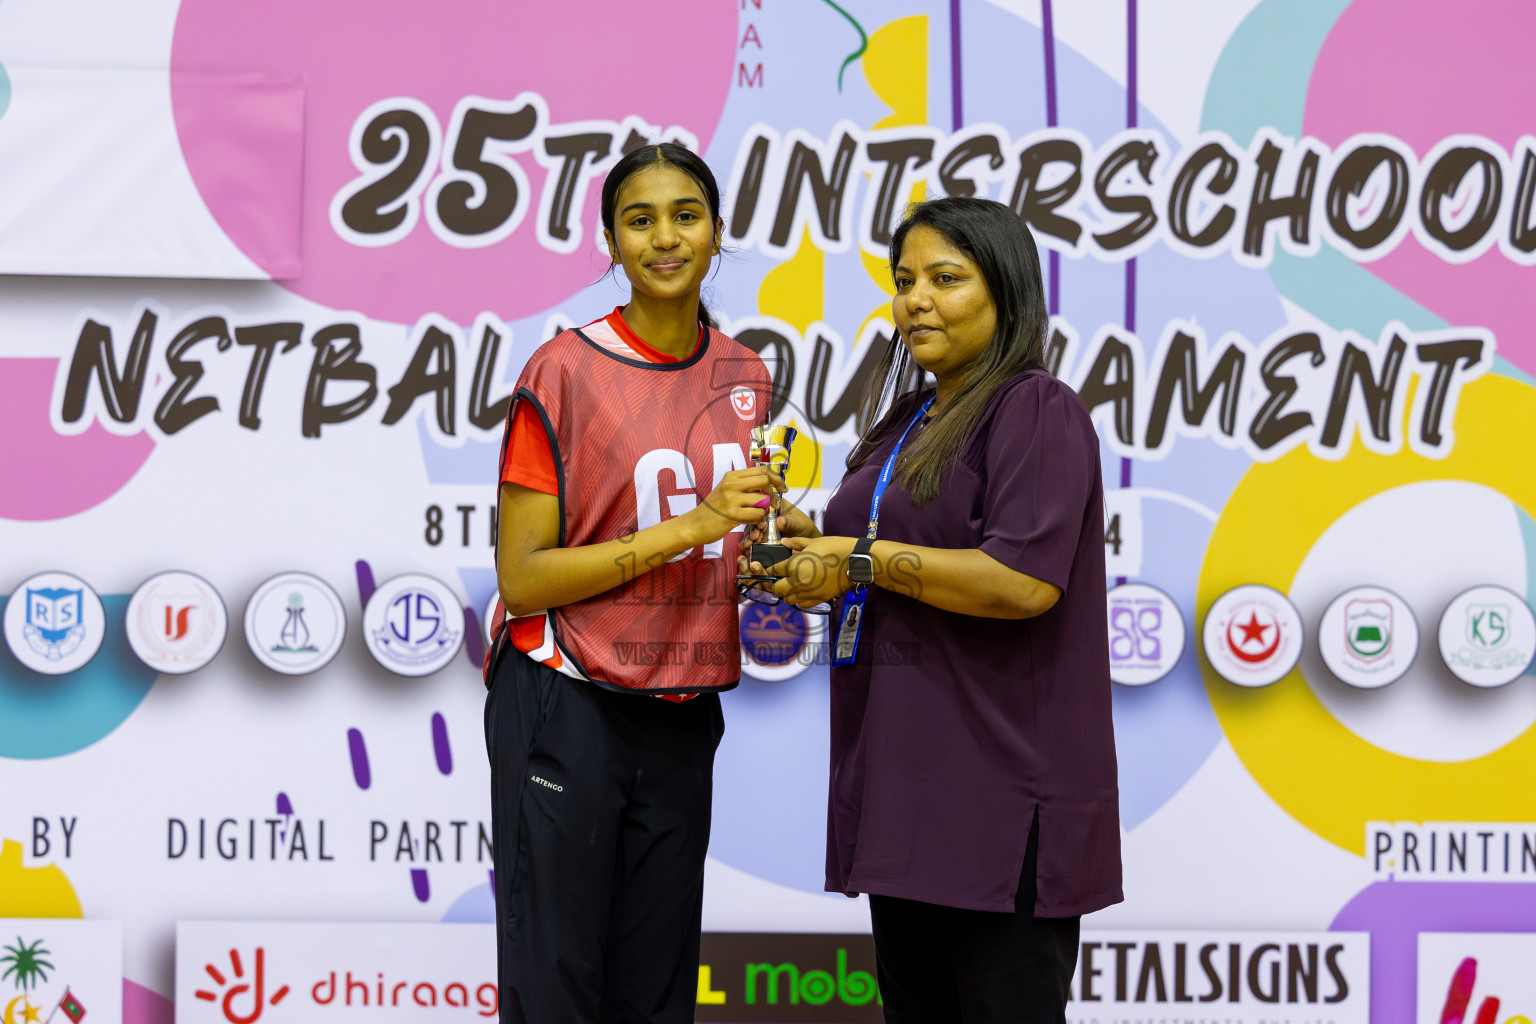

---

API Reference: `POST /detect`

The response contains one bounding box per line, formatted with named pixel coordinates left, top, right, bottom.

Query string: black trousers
left=485, top=651, right=724, bottom=1024
left=867, top=816, right=1080, bottom=1024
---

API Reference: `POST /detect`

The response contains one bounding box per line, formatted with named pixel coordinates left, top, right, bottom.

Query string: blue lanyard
left=866, top=396, right=935, bottom=540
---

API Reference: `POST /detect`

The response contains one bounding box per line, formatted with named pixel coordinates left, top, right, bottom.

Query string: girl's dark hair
left=848, top=196, right=1050, bottom=504
left=599, top=142, right=724, bottom=330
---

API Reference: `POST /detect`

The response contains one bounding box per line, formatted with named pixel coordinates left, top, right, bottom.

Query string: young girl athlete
left=484, top=143, right=775, bottom=1024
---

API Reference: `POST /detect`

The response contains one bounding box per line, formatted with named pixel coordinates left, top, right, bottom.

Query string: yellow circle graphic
left=1198, top=374, right=1536, bottom=854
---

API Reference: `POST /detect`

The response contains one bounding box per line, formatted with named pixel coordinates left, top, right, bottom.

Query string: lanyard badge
left=829, top=396, right=933, bottom=669
left=831, top=588, right=867, bottom=667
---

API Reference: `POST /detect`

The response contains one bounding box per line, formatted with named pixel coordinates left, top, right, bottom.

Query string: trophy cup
left=747, top=424, right=797, bottom=571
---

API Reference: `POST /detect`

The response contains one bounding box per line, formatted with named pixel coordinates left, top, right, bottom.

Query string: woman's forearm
left=868, top=540, right=1060, bottom=619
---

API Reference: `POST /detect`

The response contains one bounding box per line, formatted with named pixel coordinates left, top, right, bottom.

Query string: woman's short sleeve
left=976, top=376, right=1100, bottom=592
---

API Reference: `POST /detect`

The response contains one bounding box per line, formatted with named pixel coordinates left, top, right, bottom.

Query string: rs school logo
left=3, top=572, right=105, bottom=675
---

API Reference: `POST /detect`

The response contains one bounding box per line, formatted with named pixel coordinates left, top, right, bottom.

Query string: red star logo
left=1236, top=613, right=1270, bottom=647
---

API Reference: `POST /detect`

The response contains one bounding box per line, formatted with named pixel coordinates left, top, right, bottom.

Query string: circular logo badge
left=244, top=572, right=347, bottom=675
left=1203, top=584, right=1304, bottom=687
left=3, top=571, right=106, bottom=675
left=363, top=574, right=464, bottom=676
left=1318, top=585, right=1419, bottom=689
left=1438, top=584, right=1536, bottom=688
left=1106, top=582, right=1185, bottom=686
left=730, top=386, right=757, bottom=421
left=125, top=571, right=228, bottom=674
left=739, top=600, right=814, bottom=682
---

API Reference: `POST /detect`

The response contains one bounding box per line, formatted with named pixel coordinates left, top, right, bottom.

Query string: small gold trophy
left=747, top=424, right=797, bottom=571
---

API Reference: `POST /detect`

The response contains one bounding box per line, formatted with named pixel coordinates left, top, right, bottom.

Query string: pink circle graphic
left=0, top=359, right=155, bottom=522
left=171, top=1, right=736, bottom=326
left=1305, top=0, right=1536, bottom=378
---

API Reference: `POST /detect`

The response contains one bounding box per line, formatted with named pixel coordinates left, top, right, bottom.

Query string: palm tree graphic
left=0, top=937, right=53, bottom=992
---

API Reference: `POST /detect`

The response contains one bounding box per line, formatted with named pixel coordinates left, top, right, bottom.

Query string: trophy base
left=748, top=542, right=793, bottom=571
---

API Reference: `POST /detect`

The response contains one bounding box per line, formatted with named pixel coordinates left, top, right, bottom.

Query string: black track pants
left=867, top=815, right=1081, bottom=1024
left=485, top=651, right=724, bottom=1024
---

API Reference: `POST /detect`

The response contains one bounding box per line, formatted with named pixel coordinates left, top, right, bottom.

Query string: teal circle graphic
left=0, top=62, right=9, bottom=122
left=0, top=595, right=159, bottom=759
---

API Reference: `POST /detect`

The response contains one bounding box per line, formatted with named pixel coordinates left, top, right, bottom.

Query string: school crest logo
left=1345, top=599, right=1392, bottom=659
left=1319, top=586, right=1418, bottom=688
left=739, top=599, right=813, bottom=682
left=125, top=571, right=228, bottom=674
left=1105, top=582, right=1185, bottom=686
left=1439, top=585, right=1536, bottom=687
left=3, top=572, right=105, bottom=675
left=1202, top=584, right=1303, bottom=687
left=730, top=386, right=756, bottom=421
left=243, top=572, right=347, bottom=676
left=362, top=574, right=464, bottom=676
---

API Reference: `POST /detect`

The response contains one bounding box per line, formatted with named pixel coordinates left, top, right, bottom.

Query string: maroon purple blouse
left=822, top=370, right=1123, bottom=916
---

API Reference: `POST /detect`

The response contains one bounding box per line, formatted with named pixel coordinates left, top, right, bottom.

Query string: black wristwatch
left=847, top=537, right=876, bottom=585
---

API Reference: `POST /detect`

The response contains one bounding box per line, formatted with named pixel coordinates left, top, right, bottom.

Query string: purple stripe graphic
left=1126, top=0, right=1139, bottom=130
left=1041, top=0, right=1061, bottom=315
left=1117, top=0, right=1139, bottom=586
left=411, top=868, right=430, bottom=902
left=347, top=727, right=371, bottom=790
left=431, top=711, right=453, bottom=775
left=1041, top=0, right=1058, bottom=127
left=463, top=605, right=485, bottom=668
left=354, top=559, right=376, bottom=607
left=949, top=0, right=964, bottom=130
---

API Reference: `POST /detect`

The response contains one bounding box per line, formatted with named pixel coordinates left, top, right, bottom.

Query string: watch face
left=848, top=554, right=875, bottom=584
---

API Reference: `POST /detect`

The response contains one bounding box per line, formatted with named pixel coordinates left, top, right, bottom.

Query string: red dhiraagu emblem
left=1203, top=584, right=1303, bottom=687
left=730, top=386, right=756, bottom=421
left=196, top=948, right=289, bottom=1023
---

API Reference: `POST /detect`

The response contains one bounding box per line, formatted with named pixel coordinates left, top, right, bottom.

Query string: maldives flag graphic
left=59, top=988, right=86, bottom=1022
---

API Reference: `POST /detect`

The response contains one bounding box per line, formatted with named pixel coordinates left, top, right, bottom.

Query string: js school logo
left=2, top=572, right=105, bottom=675
left=362, top=573, right=464, bottom=677
left=125, top=570, right=228, bottom=674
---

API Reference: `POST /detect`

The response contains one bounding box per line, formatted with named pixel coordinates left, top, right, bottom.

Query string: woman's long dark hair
left=847, top=197, right=1050, bottom=504
left=599, top=142, right=724, bottom=329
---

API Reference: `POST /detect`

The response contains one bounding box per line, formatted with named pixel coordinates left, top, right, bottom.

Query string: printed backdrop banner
left=1, top=1, right=1534, bottom=1023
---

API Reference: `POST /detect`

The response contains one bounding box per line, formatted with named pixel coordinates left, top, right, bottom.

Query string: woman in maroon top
left=758, top=196, right=1122, bottom=1021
